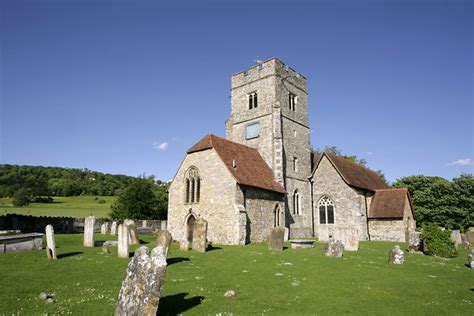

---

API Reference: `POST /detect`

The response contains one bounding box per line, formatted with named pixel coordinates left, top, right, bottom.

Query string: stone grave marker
left=325, top=238, right=344, bottom=257
left=83, top=216, right=96, bottom=247
left=466, top=231, right=474, bottom=249
left=192, top=218, right=208, bottom=252
left=408, top=231, right=423, bottom=253
left=180, top=240, right=189, bottom=251
left=333, top=227, right=359, bottom=251
left=101, top=222, right=109, bottom=235
left=268, top=227, right=285, bottom=251
left=155, top=230, right=172, bottom=258
left=283, top=227, right=289, bottom=242
left=469, top=250, right=474, bottom=269
left=160, top=220, right=167, bottom=231
left=110, top=221, right=117, bottom=235
left=124, top=219, right=140, bottom=245
left=389, top=245, right=405, bottom=264
left=450, top=230, right=462, bottom=249
left=115, top=246, right=167, bottom=315
left=118, top=224, right=129, bottom=259
left=45, top=224, right=57, bottom=260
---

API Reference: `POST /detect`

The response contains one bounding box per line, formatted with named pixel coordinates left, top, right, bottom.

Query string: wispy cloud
left=366, top=151, right=373, bottom=156
left=153, top=142, right=168, bottom=151
left=447, top=158, right=473, bottom=166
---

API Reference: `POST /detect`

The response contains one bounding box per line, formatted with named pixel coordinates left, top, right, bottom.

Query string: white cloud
left=366, top=151, right=373, bottom=156
left=153, top=142, right=168, bottom=151
left=447, top=158, right=474, bottom=166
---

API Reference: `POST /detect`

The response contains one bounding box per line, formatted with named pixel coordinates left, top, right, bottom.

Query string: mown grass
left=0, top=234, right=472, bottom=315
left=0, top=196, right=114, bottom=218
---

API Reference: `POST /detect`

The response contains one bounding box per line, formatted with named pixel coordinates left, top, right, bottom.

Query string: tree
left=109, top=179, right=162, bottom=220
left=12, top=188, right=32, bottom=207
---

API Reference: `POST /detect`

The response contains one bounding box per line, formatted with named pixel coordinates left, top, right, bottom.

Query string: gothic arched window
left=274, top=204, right=281, bottom=227
left=318, top=196, right=335, bottom=224
left=185, top=167, right=200, bottom=204
left=293, top=190, right=300, bottom=215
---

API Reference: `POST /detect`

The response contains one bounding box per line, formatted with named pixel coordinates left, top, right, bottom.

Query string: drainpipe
left=364, top=192, right=370, bottom=241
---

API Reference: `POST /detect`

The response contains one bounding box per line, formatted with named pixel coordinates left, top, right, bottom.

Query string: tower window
left=293, top=157, right=298, bottom=172
left=289, top=93, right=297, bottom=111
left=245, top=122, right=260, bottom=139
left=248, top=92, right=258, bottom=109
left=319, top=196, right=335, bottom=224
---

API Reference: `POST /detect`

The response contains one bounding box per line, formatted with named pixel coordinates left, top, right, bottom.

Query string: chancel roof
left=187, top=134, right=286, bottom=194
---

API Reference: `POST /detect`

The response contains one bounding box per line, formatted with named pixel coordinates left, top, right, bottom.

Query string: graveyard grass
left=0, top=234, right=472, bottom=315
left=0, top=196, right=114, bottom=218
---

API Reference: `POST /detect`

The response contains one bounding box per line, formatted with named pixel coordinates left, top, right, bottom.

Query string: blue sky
left=1, top=0, right=472, bottom=183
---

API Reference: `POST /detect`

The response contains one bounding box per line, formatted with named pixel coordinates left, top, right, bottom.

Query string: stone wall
left=312, top=156, right=368, bottom=240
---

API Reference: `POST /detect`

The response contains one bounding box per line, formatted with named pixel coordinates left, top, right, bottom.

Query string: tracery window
left=293, top=190, right=300, bottom=215
left=318, top=196, right=335, bottom=224
left=185, top=167, right=200, bottom=204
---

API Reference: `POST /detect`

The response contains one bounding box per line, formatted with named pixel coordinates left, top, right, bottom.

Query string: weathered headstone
left=155, top=230, right=172, bottom=258
left=450, top=230, right=462, bottom=249
left=268, top=227, right=285, bottom=251
left=160, top=220, right=167, bottom=231
left=83, top=216, right=96, bottom=247
left=389, top=245, right=405, bottom=264
left=408, top=231, right=423, bottom=253
left=325, top=238, right=344, bottom=257
left=192, top=218, right=208, bottom=252
left=466, top=231, right=474, bottom=249
left=101, top=222, right=109, bottom=235
left=180, top=240, right=189, bottom=251
left=469, top=250, right=474, bottom=269
left=283, top=227, right=289, bottom=242
left=118, top=224, right=129, bottom=259
left=332, top=227, right=359, bottom=251
left=45, top=224, right=57, bottom=259
left=115, top=246, right=167, bottom=315
left=124, top=219, right=140, bottom=245
left=110, top=221, right=117, bottom=235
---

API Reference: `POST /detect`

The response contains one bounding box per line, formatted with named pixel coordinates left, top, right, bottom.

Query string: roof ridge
left=376, top=188, right=407, bottom=191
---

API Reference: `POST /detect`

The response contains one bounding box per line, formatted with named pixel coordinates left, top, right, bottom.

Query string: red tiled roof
left=187, top=134, right=286, bottom=194
left=323, top=152, right=389, bottom=191
left=369, top=188, right=412, bottom=219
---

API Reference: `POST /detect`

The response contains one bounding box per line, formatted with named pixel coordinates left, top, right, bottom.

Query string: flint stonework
left=101, top=223, right=109, bottom=235
left=192, top=218, right=208, bottom=252
left=156, top=230, right=172, bottom=258
left=83, top=216, right=96, bottom=247
left=115, top=246, right=167, bottom=316
left=110, top=221, right=118, bottom=235
left=268, top=227, right=285, bottom=251
left=118, top=224, right=129, bottom=259
left=124, top=220, right=140, bottom=245
left=325, top=239, right=344, bottom=257
left=389, top=245, right=405, bottom=264
left=45, top=224, right=57, bottom=259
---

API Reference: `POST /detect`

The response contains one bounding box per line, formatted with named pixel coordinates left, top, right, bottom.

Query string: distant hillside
left=0, top=164, right=164, bottom=197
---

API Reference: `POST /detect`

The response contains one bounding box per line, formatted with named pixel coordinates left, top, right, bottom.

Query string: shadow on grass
left=57, top=251, right=83, bottom=259
left=206, top=244, right=222, bottom=252
left=167, top=257, right=190, bottom=266
left=139, top=240, right=149, bottom=245
left=157, top=292, right=204, bottom=315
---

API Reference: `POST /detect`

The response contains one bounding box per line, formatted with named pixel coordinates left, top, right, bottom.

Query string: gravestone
left=325, top=238, right=344, bottom=257
left=118, top=224, right=129, bottom=259
left=180, top=240, right=189, bottom=251
left=408, top=231, right=423, bottom=253
left=101, top=222, right=109, bottom=235
left=45, top=224, right=57, bottom=260
left=389, top=245, right=405, bottom=264
left=83, top=216, right=96, bottom=247
left=466, top=231, right=474, bottom=249
left=115, top=246, right=167, bottom=315
left=110, top=221, right=117, bottom=235
left=192, top=218, right=208, bottom=252
left=469, top=250, right=474, bottom=269
left=333, top=227, right=359, bottom=251
left=124, top=219, right=140, bottom=245
left=268, top=227, right=285, bottom=251
left=283, top=227, right=289, bottom=242
left=160, top=220, right=167, bottom=231
left=155, top=230, right=172, bottom=258
left=450, top=230, right=462, bottom=249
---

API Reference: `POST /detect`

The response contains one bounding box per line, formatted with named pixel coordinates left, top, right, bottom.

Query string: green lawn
left=0, top=234, right=472, bottom=315
left=0, top=196, right=115, bottom=218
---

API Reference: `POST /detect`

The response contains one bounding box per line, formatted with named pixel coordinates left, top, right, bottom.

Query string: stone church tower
left=225, top=58, right=312, bottom=237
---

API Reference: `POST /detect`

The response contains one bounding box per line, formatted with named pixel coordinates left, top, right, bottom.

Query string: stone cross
left=155, top=230, right=172, bottom=258
left=389, top=245, right=405, bottom=264
left=115, top=246, right=167, bottom=316
left=124, top=219, right=140, bottom=245
left=101, top=222, right=109, bottom=235
left=110, top=221, right=117, bottom=235
left=268, top=227, right=285, bottom=251
left=45, top=224, right=57, bottom=260
left=180, top=240, right=189, bottom=251
left=118, top=224, right=129, bottom=259
left=324, top=238, right=344, bottom=257
left=83, top=216, right=96, bottom=247
left=192, top=218, right=208, bottom=252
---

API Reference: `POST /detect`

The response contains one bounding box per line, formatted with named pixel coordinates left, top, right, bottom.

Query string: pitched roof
left=369, top=188, right=413, bottom=219
left=187, top=134, right=286, bottom=194
left=320, top=152, right=389, bottom=191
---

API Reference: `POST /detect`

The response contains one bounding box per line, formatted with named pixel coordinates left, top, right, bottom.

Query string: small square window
left=246, top=122, right=260, bottom=139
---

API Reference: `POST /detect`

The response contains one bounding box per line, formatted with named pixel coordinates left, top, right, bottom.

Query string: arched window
left=293, top=190, right=300, bottom=215
left=274, top=205, right=281, bottom=227
left=184, top=167, right=200, bottom=204
left=318, top=196, right=335, bottom=224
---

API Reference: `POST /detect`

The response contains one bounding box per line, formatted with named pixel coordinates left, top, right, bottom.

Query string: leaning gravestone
left=155, top=230, right=172, bottom=258
left=268, top=227, right=285, bottom=251
left=325, top=238, right=344, bottom=257
left=83, top=216, right=96, bottom=247
left=469, top=250, right=474, bottom=269
left=408, top=231, right=423, bottom=253
left=101, top=222, right=109, bottom=235
left=110, top=221, right=118, bottom=236
left=115, top=246, right=167, bottom=316
left=180, top=240, right=189, bottom=251
left=45, top=224, right=57, bottom=260
left=450, top=230, right=462, bottom=249
left=192, top=218, right=208, bottom=252
left=124, top=219, right=140, bottom=245
left=389, top=245, right=405, bottom=264
left=118, top=224, right=129, bottom=259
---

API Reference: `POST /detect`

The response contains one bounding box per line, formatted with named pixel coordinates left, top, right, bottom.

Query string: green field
left=0, top=234, right=472, bottom=315
left=0, top=196, right=115, bottom=218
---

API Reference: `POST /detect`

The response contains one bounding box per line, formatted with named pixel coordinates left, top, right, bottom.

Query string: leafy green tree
left=421, top=223, right=457, bottom=258
left=12, top=188, right=33, bottom=207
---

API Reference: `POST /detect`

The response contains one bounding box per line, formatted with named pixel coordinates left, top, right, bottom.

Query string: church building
left=167, top=58, right=415, bottom=245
